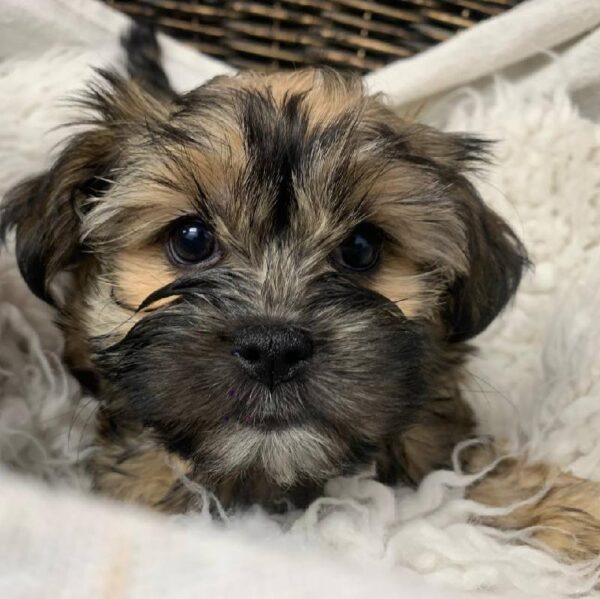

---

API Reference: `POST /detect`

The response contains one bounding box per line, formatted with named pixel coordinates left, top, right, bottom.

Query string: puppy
left=2, top=27, right=599, bottom=561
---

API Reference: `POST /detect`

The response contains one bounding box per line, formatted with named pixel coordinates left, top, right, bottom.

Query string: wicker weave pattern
left=105, top=0, right=522, bottom=72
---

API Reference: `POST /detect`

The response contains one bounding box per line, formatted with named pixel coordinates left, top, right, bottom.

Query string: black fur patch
left=240, top=91, right=312, bottom=233
left=121, top=23, right=175, bottom=100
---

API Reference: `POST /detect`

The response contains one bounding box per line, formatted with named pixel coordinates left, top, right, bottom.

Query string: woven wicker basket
left=105, top=0, right=522, bottom=73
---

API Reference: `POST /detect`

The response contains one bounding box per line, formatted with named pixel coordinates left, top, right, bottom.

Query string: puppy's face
left=1, top=70, right=526, bottom=489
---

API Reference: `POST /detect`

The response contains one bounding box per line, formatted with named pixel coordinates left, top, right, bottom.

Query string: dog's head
left=0, top=69, right=527, bottom=489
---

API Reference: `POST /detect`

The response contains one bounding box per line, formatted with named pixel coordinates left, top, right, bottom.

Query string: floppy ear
left=442, top=176, right=528, bottom=343
left=384, top=123, right=529, bottom=342
left=399, top=127, right=529, bottom=342
left=0, top=70, right=170, bottom=305
left=0, top=130, right=116, bottom=304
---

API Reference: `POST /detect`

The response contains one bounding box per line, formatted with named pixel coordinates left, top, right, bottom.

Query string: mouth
left=233, top=414, right=302, bottom=431
left=226, top=387, right=311, bottom=431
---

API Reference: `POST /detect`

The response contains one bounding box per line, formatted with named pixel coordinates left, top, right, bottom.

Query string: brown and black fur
left=2, top=25, right=599, bottom=562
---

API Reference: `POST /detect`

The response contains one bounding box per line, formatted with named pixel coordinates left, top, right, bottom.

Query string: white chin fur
left=205, top=424, right=343, bottom=486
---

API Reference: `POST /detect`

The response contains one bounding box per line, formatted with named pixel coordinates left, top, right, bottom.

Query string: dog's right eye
left=167, top=218, right=217, bottom=266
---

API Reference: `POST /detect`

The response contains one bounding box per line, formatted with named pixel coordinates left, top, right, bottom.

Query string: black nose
left=232, top=325, right=313, bottom=389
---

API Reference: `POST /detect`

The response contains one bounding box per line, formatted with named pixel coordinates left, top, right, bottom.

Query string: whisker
left=464, top=366, right=518, bottom=417
left=76, top=402, right=101, bottom=464
left=67, top=395, right=98, bottom=448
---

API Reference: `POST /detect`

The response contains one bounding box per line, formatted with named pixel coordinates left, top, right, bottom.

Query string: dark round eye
left=335, top=223, right=383, bottom=272
left=167, top=219, right=216, bottom=265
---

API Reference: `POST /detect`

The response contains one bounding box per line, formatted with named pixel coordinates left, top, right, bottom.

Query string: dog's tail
left=121, top=22, right=176, bottom=100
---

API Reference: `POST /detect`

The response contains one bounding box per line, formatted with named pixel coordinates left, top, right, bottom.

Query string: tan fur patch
left=113, top=248, right=177, bottom=310
left=466, top=444, right=600, bottom=561
left=94, top=442, right=192, bottom=511
left=369, top=256, right=435, bottom=319
left=214, top=70, right=364, bottom=131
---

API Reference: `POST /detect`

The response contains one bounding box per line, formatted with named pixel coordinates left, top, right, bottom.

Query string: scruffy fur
left=2, top=26, right=599, bottom=563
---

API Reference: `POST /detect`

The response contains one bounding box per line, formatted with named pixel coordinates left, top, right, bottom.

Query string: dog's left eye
left=167, top=218, right=217, bottom=265
left=334, top=223, right=383, bottom=272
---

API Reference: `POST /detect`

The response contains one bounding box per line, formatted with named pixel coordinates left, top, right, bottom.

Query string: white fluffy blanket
left=1, top=1, right=600, bottom=597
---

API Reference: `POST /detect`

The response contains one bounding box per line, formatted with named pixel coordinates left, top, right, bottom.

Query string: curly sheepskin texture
left=1, top=18, right=600, bottom=599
